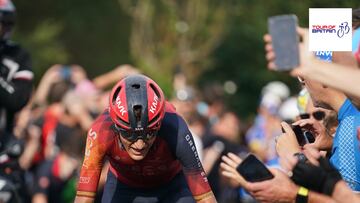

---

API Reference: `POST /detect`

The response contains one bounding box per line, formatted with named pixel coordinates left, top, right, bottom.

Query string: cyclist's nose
left=132, top=139, right=146, bottom=149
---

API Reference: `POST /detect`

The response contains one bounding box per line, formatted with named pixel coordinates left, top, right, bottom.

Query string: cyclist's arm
left=75, top=118, right=112, bottom=203
left=173, top=115, right=216, bottom=202
left=0, top=50, right=33, bottom=111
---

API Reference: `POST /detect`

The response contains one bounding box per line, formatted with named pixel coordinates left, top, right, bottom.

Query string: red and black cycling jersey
left=77, top=102, right=212, bottom=201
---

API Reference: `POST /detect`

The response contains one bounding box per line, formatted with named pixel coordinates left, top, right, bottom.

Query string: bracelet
left=296, top=186, right=309, bottom=203
left=294, top=152, right=308, bottom=163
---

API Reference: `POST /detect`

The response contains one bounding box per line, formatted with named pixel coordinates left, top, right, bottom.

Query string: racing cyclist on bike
left=75, top=74, right=216, bottom=203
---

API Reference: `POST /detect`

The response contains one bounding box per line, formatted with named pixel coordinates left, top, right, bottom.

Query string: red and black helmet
left=0, top=0, right=15, bottom=41
left=109, top=74, right=165, bottom=135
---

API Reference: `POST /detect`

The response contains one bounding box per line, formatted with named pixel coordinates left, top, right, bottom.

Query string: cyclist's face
left=119, top=134, right=157, bottom=161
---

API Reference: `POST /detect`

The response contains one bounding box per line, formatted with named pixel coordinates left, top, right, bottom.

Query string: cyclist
left=0, top=0, right=33, bottom=202
left=0, top=0, right=33, bottom=149
left=75, top=74, right=216, bottom=203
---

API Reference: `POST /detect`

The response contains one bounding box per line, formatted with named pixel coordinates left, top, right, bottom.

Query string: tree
left=119, top=0, right=229, bottom=94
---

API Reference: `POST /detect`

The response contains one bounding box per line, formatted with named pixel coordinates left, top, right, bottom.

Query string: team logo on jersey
left=185, top=134, right=201, bottom=168
left=79, top=176, right=91, bottom=184
left=83, top=128, right=97, bottom=168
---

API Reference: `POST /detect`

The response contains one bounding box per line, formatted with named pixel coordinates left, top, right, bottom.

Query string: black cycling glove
left=291, top=157, right=342, bottom=196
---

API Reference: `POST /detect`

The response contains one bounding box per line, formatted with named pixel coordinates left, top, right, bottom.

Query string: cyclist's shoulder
left=2, top=40, right=29, bottom=55
left=164, top=101, right=177, bottom=113
left=1, top=40, right=32, bottom=70
left=89, top=109, right=116, bottom=138
left=161, top=102, right=181, bottom=130
left=159, top=102, right=189, bottom=138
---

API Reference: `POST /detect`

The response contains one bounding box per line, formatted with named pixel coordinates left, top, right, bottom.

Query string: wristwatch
left=293, top=152, right=308, bottom=163
left=296, top=186, right=309, bottom=203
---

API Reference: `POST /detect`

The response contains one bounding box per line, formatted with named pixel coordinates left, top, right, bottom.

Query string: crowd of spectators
left=2, top=0, right=360, bottom=202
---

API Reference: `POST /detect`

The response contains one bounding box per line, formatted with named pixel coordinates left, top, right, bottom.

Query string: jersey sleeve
left=0, top=44, right=33, bottom=111
left=174, top=116, right=213, bottom=201
left=76, top=113, right=114, bottom=198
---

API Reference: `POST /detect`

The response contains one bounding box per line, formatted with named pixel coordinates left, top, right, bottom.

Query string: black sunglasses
left=114, top=124, right=157, bottom=142
left=299, top=111, right=325, bottom=121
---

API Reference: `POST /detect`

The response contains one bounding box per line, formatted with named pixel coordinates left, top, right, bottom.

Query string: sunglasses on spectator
left=299, top=111, right=325, bottom=121
left=114, top=124, right=157, bottom=142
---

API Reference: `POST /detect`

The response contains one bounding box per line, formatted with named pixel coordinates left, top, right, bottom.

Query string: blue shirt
left=330, top=99, right=360, bottom=191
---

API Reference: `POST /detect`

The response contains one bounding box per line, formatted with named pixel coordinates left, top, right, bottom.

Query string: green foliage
left=11, top=0, right=360, bottom=117
left=119, top=0, right=229, bottom=97
left=14, top=21, right=69, bottom=83
left=199, top=0, right=359, bottom=118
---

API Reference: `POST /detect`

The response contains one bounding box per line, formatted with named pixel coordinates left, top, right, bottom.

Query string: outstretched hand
left=263, top=27, right=315, bottom=78
left=220, top=152, right=249, bottom=189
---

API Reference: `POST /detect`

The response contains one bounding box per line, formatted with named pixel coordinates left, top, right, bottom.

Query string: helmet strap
left=117, top=135, right=125, bottom=151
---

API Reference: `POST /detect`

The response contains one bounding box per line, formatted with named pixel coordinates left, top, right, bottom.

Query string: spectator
left=264, top=26, right=360, bottom=191
left=202, top=111, right=247, bottom=202
left=220, top=152, right=335, bottom=203
left=245, top=81, right=288, bottom=165
left=0, top=1, right=34, bottom=202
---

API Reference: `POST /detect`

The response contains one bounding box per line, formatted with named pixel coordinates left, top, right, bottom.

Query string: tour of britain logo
left=311, top=22, right=350, bottom=38
left=309, top=8, right=352, bottom=51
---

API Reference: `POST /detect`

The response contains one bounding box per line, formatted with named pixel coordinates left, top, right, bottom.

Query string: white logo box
left=309, top=8, right=352, bottom=51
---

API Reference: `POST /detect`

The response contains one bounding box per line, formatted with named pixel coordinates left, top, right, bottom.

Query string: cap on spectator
left=261, top=81, right=290, bottom=101
left=260, top=93, right=282, bottom=115
left=278, top=97, right=299, bottom=122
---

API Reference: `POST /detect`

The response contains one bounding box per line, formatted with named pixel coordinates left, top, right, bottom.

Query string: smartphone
left=304, top=131, right=315, bottom=144
left=236, top=154, right=274, bottom=182
left=282, top=125, right=315, bottom=146
left=61, top=65, right=72, bottom=82
left=291, top=125, right=307, bottom=146
left=268, top=14, right=300, bottom=71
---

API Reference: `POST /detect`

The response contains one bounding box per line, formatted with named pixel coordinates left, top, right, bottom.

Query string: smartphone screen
left=268, top=14, right=300, bottom=71
left=304, top=131, right=315, bottom=144
left=291, top=125, right=307, bottom=146
left=61, top=66, right=72, bottom=82
left=236, top=154, right=274, bottom=182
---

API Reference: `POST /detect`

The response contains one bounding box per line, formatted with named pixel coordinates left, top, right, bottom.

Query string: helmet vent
left=149, top=83, right=160, bottom=97
left=112, top=87, right=121, bottom=104
left=133, top=105, right=142, bottom=127
left=148, top=114, right=160, bottom=127
left=132, top=84, right=140, bottom=89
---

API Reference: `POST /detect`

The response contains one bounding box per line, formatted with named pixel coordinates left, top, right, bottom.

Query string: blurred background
left=13, top=0, right=359, bottom=119
left=3, top=1, right=359, bottom=203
